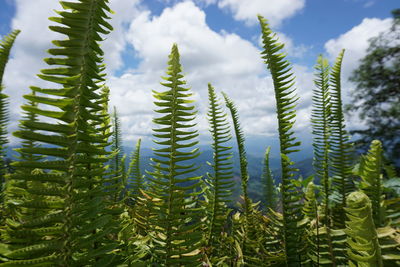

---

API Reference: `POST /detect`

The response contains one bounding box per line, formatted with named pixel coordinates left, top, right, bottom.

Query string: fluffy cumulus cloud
left=3, top=0, right=141, bottom=144
left=2, top=0, right=323, bottom=148
left=107, top=1, right=316, bottom=145
left=325, top=17, right=392, bottom=81
left=4, top=0, right=64, bottom=144
left=213, top=0, right=305, bottom=27
left=324, top=17, right=393, bottom=129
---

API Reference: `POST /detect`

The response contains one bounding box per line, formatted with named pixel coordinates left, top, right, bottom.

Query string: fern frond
left=262, top=146, right=277, bottom=211
left=345, top=191, right=383, bottom=266
left=0, top=29, right=20, bottom=204
left=147, top=44, right=202, bottom=266
left=358, top=140, right=385, bottom=227
left=205, top=83, right=234, bottom=249
left=311, top=54, right=337, bottom=265
left=311, top=55, right=331, bottom=220
left=258, top=15, right=305, bottom=265
left=329, top=49, right=355, bottom=228
left=2, top=1, right=118, bottom=265
left=0, top=29, right=20, bottom=86
left=221, top=92, right=250, bottom=216
left=127, top=138, right=143, bottom=203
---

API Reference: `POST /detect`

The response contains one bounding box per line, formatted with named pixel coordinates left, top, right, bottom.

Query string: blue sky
left=0, top=0, right=398, bottom=154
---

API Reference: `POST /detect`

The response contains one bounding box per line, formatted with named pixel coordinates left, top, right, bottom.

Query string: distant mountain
left=6, top=144, right=314, bottom=205
left=123, top=145, right=313, bottom=205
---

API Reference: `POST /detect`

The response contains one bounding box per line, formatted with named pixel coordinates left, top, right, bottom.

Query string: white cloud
left=324, top=17, right=393, bottom=129
left=108, top=1, right=315, bottom=145
left=216, top=0, right=305, bottom=27
left=2, top=0, right=141, bottom=145
left=325, top=18, right=392, bottom=80
left=103, top=0, right=142, bottom=74
left=2, top=0, right=319, bottom=148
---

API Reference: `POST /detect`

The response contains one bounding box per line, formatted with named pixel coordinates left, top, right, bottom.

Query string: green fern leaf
left=2, top=1, right=118, bottom=265
left=146, top=44, right=203, bottom=266
left=345, top=191, right=383, bottom=266
left=258, top=15, right=305, bottom=265
left=329, top=49, right=355, bottom=228
left=205, top=83, right=234, bottom=250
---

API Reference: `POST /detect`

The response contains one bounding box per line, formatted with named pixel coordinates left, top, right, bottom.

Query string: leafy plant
left=258, top=15, right=305, bottom=265
left=127, top=138, right=143, bottom=204
left=262, top=146, right=277, bottom=211
left=0, top=29, right=20, bottom=202
left=1, top=1, right=118, bottom=265
left=358, top=140, right=385, bottom=227
left=145, top=44, right=203, bottom=266
left=345, top=191, right=383, bottom=266
left=329, top=49, right=355, bottom=228
left=205, top=83, right=234, bottom=250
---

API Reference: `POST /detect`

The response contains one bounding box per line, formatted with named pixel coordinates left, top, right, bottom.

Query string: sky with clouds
left=0, top=0, right=398, bottom=153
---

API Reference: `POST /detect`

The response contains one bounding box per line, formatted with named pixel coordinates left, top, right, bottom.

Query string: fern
left=127, top=138, right=143, bottom=203
left=146, top=44, right=202, bottom=266
left=358, top=140, right=386, bottom=227
left=110, top=106, right=126, bottom=201
left=1, top=1, right=118, bottom=265
left=0, top=29, right=20, bottom=86
left=330, top=49, right=355, bottom=228
left=311, top=54, right=336, bottom=265
left=258, top=15, right=305, bottom=265
left=0, top=30, right=20, bottom=201
left=311, top=55, right=331, bottom=222
left=262, top=146, right=277, bottom=211
left=222, top=92, right=250, bottom=217
left=345, top=191, right=383, bottom=266
left=205, top=83, right=234, bottom=249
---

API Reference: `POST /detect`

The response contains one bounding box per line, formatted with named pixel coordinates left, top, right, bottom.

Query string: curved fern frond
left=0, top=29, right=20, bottom=201
left=0, top=29, right=20, bottom=86
left=258, top=15, right=305, bottom=265
left=146, top=44, right=202, bottom=266
left=329, top=49, right=355, bottom=228
left=221, top=92, right=250, bottom=216
left=205, top=83, right=234, bottom=249
left=2, top=1, right=118, bottom=265
left=262, top=146, right=277, bottom=211
left=345, top=191, right=383, bottom=266
left=358, top=140, right=385, bottom=227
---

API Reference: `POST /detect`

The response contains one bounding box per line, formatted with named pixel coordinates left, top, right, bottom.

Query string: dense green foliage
left=0, top=1, right=399, bottom=266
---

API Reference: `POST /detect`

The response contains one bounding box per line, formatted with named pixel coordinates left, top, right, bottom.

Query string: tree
left=347, top=9, right=400, bottom=167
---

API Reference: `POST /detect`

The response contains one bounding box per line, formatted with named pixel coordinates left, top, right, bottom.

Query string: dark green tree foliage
left=127, top=138, right=142, bottom=203
left=258, top=15, right=305, bottom=265
left=262, top=146, right=277, bottom=211
left=0, top=30, right=20, bottom=196
left=1, top=1, right=118, bottom=265
left=146, top=44, right=202, bottom=265
left=348, top=10, right=400, bottom=166
left=205, top=83, right=234, bottom=248
left=330, top=50, right=355, bottom=228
